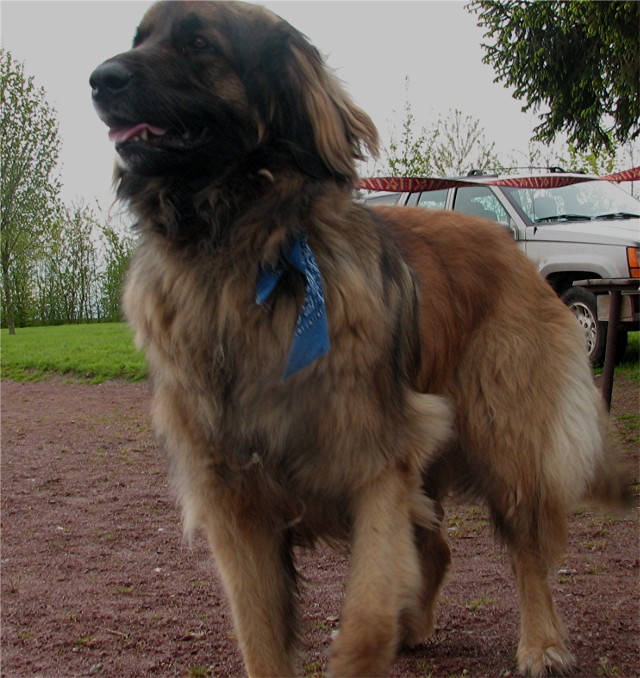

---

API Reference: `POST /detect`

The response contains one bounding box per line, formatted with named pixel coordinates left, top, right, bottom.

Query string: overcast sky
left=2, top=0, right=544, bottom=208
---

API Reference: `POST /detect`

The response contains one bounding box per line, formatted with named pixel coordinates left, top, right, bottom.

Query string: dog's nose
left=90, top=61, right=133, bottom=98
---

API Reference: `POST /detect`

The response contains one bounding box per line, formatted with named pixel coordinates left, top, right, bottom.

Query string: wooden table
left=573, top=278, right=639, bottom=410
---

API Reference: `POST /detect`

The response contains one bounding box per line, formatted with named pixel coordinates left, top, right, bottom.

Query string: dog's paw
left=517, top=643, right=576, bottom=676
left=329, top=619, right=397, bottom=677
left=398, top=607, right=436, bottom=649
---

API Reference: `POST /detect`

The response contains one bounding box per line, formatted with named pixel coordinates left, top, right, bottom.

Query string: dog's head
left=90, top=0, right=378, bottom=184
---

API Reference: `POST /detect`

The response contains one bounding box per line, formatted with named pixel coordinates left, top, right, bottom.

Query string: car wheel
left=561, top=287, right=605, bottom=366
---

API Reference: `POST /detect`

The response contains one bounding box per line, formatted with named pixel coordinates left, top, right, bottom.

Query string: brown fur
left=90, top=2, right=630, bottom=676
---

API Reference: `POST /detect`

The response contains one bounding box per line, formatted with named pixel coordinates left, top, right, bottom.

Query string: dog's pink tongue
left=108, top=123, right=167, bottom=143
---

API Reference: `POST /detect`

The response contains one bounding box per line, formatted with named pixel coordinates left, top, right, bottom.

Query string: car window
left=363, top=193, right=402, bottom=206
left=417, top=189, right=448, bottom=209
left=453, top=186, right=509, bottom=224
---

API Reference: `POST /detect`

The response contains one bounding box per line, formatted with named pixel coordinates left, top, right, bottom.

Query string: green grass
left=0, top=323, right=147, bottom=383
left=1, top=325, right=637, bottom=386
left=188, top=668, right=212, bottom=678
left=617, top=331, right=640, bottom=382
left=616, top=412, right=640, bottom=446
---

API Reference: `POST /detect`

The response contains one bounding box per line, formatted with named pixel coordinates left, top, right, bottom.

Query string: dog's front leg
left=329, top=464, right=422, bottom=677
left=201, top=499, right=297, bottom=677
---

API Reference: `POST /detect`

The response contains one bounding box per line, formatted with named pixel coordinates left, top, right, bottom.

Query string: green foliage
left=0, top=50, right=135, bottom=331
left=616, top=413, right=639, bottom=447
left=503, top=138, right=639, bottom=197
left=0, top=322, right=147, bottom=383
left=431, top=108, right=500, bottom=176
left=100, top=220, right=136, bottom=323
left=1, top=48, right=62, bottom=333
left=385, top=79, right=439, bottom=177
left=188, top=667, right=212, bottom=678
left=5, top=249, right=34, bottom=327
left=465, top=596, right=497, bottom=613
left=468, top=1, right=640, bottom=152
left=30, top=203, right=135, bottom=325
left=617, top=332, right=640, bottom=383
left=0, top=195, right=135, bottom=327
left=385, top=95, right=500, bottom=177
left=34, top=204, right=100, bottom=325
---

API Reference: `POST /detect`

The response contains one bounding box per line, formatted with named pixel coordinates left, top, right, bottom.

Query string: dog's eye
left=190, top=36, right=212, bottom=51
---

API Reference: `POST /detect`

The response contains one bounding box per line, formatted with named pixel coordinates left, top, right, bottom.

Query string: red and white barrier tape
left=358, top=166, right=640, bottom=193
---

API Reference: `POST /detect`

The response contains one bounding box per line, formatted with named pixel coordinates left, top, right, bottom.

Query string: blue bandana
left=256, top=231, right=330, bottom=381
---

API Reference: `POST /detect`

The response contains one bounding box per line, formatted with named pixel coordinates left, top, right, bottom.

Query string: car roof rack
left=466, top=169, right=497, bottom=177
left=467, top=166, right=569, bottom=176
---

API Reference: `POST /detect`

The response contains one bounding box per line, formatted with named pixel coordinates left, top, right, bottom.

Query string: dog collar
left=256, top=231, right=330, bottom=381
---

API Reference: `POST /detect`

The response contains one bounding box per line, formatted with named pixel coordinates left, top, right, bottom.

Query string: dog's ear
left=274, top=29, right=379, bottom=181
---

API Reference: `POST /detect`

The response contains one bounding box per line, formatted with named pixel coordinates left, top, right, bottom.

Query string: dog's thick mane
left=115, top=147, right=337, bottom=247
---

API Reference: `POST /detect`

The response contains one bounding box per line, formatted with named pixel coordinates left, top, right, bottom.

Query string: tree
left=615, top=141, right=640, bottom=199
left=99, top=227, right=129, bottom=322
left=385, top=100, right=500, bottom=177
left=1, top=49, right=61, bottom=333
left=99, top=213, right=136, bottom=323
left=506, top=140, right=616, bottom=177
left=505, top=138, right=639, bottom=198
left=5, top=248, right=34, bottom=327
left=384, top=79, right=440, bottom=177
left=468, top=1, right=640, bottom=152
left=430, top=109, right=500, bottom=176
left=34, top=203, right=103, bottom=325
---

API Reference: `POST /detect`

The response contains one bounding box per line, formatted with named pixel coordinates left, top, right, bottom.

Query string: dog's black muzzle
left=90, top=61, right=133, bottom=104
left=89, top=53, right=258, bottom=179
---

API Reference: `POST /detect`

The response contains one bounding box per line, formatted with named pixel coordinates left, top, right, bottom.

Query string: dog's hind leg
left=504, top=354, right=619, bottom=676
left=329, top=463, right=425, bottom=677
left=510, top=544, right=574, bottom=677
left=490, top=491, right=575, bottom=678
left=200, top=501, right=298, bottom=677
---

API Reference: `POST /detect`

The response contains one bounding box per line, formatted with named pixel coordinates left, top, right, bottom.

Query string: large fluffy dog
left=90, top=2, right=629, bottom=675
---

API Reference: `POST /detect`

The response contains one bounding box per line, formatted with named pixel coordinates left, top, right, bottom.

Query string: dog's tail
left=586, top=453, right=634, bottom=510
left=547, top=348, right=634, bottom=512
left=584, top=416, right=635, bottom=509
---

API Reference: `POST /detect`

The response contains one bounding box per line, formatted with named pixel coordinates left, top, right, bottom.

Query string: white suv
left=361, top=169, right=640, bottom=365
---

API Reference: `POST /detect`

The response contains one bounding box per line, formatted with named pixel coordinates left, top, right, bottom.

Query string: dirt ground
left=1, top=375, right=638, bottom=678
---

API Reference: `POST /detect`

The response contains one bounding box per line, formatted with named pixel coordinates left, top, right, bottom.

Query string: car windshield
left=502, top=181, right=640, bottom=224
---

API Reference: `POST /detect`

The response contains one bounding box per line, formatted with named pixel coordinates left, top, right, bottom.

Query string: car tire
left=561, top=288, right=630, bottom=366
left=561, top=287, right=606, bottom=366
